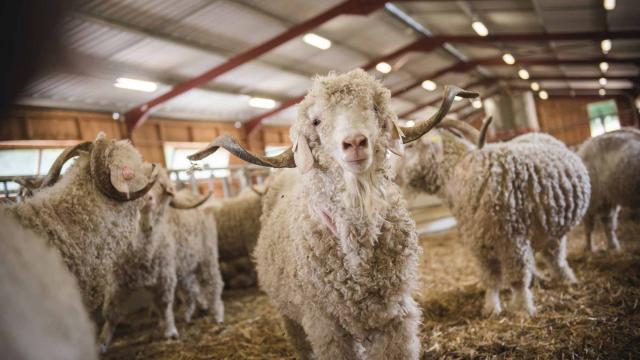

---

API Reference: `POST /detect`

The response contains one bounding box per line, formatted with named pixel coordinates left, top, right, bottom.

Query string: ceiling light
left=114, top=77, right=158, bottom=92
left=376, top=62, right=392, bottom=74
left=601, top=39, right=612, bottom=54
left=471, top=21, right=489, bottom=37
left=421, top=80, right=437, bottom=91
left=406, top=120, right=415, bottom=127
left=234, top=121, right=242, bottom=129
left=112, top=112, right=120, bottom=120
left=518, top=69, right=530, bottom=80
left=454, top=96, right=462, bottom=101
left=599, top=61, right=609, bottom=73
left=599, top=88, right=607, bottom=96
left=530, top=82, right=540, bottom=91
left=603, top=0, right=616, bottom=10
left=472, top=99, right=483, bottom=109
left=599, top=77, right=607, bottom=86
left=303, top=33, right=331, bottom=50
left=502, top=53, right=516, bottom=65
left=539, top=90, right=549, bottom=100
left=249, top=97, right=277, bottom=109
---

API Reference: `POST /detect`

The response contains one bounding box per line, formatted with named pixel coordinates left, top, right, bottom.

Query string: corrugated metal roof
left=16, top=0, right=640, bottom=125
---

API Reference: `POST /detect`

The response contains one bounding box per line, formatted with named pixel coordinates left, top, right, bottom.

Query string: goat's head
left=188, top=69, right=477, bottom=177
left=291, top=69, right=402, bottom=175
left=40, top=132, right=159, bottom=202
left=142, top=168, right=211, bottom=219
left=394, top=117, right=492, bottom=194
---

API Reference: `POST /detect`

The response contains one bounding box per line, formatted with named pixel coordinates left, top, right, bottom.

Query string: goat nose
left=342, top=134, right=368, bottom=151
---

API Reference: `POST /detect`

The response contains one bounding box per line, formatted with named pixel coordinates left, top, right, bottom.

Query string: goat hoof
left=164, top=328, right=179, bottom=340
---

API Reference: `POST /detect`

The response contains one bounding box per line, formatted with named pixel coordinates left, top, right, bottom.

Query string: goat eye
left=312, top=118, right=321, bottom=126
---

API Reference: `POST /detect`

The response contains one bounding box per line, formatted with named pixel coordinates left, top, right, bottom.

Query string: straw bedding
left=103, top=210, right=639, bottom=359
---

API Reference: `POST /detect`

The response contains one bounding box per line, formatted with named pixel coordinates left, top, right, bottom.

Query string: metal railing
left=167, top=164, right=272, bottom=198
left=0, top=164, right=274, bottom=202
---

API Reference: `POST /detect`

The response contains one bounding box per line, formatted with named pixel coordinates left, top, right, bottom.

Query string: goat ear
left=386, top=117, right=405, bottom=157
left=293, top=134, right=314, bottom=174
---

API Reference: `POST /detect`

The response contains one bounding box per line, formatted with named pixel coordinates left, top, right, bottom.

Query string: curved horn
left=400, top=85, right=478, bottom=143
left=439, top=119, right=481, bottom=144
left=90, top=139, right=159, bottom=201
left=40, top=141, right=93, bottom=188
left=188, top=134, right=296, bottom=168
left=170, top=191, right=212, bottom=209
left=477, top=116, right=494, bottom=149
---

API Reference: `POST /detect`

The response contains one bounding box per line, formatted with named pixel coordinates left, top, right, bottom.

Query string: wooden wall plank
left=3, top=106, right=293, bottom=166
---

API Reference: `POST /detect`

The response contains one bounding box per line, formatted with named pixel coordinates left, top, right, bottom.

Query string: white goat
left=396, top=120, right=590, bottom=317
left=97, top=168, right=218, bottom=351
left=577, top=128, right=640, bottom=251
left=5, top=134, right=158, bottom=314
left=189, top=69, right=476, bottom=359
left=0, top=212, right=97, bottom=360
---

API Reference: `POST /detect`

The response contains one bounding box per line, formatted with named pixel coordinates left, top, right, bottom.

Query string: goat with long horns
left=189, top=69, right=477, bottom=360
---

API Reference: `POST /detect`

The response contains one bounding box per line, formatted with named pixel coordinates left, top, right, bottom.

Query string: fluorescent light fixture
left=518, top=69, right=530, bottom=80
left=249, top=97, right=277, bottom=109
left=421, top=80, right=437, bottom=91
left=601, top=39, right=612, bottom=54
left=599, top=61, right=609, bottom=73
left=376, top=62, right=392, bottom=74
left=530, top=82, right=540, bottom=91
left=472, top=99, right=483, bottom=109
left=114, top=77, right=157, bottom=92
left=599, top=88, right=607, bottom=96
left=454, top=96, right=462, bottom=102
left=603, top=0, right=616, bottom=10
left=502, top=53, right=516, bottom=65
left=406, top=120, right=415, bottom=127
left=303, top=33, right=331, bottom=50
left=599, top=77, right=608, bottom=86
left=471, top=21, right=489, bottom=37
left=539, top=90, right=549, bottom=100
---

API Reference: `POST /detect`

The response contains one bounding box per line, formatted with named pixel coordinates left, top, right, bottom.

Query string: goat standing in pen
left=577, top=128, right=640, bottom=252
left=395, top=119, right=590, bottom=317
left=189, top=69, right=476, bottom=360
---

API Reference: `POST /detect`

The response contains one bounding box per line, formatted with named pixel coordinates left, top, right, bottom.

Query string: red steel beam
left=398, top=78, right=490, bottom=118
left=391, top=57, right=640, bottom=98
left=403, top=75, right=639, bottom=119
left=361, top=30, right=640, bottom=75
left=124, top=0, right=391, bottom=132
left=245, top=31, right=640, bottom=134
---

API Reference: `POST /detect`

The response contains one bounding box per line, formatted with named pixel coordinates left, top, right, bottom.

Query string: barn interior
left=1, top=0, right=639, bottom=359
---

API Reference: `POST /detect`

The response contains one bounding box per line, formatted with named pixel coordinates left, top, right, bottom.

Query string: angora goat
left=396, top=120, right=590, bottom=317
left=206, top=187, right=263, bottom=288
left=0, top=213, right=97, bottom=360
left=98, top=168, right=219, bottom=351
left=189, top=69, right=477, bottom=359
left=5, top=134, right=158, bottom=314
left=577, top=128, right=640, bottom=251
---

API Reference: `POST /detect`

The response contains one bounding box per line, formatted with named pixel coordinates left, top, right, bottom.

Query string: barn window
left=0, top=146, right=72, bottom=197
left=163, top=142, right=230, bottom=179
left=587, top=100, right=621, bottom=137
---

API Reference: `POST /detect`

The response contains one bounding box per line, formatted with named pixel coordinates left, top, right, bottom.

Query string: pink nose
left=121, top=166, right=134, bottom=181
left=342, top=134, right=368, bottom=151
